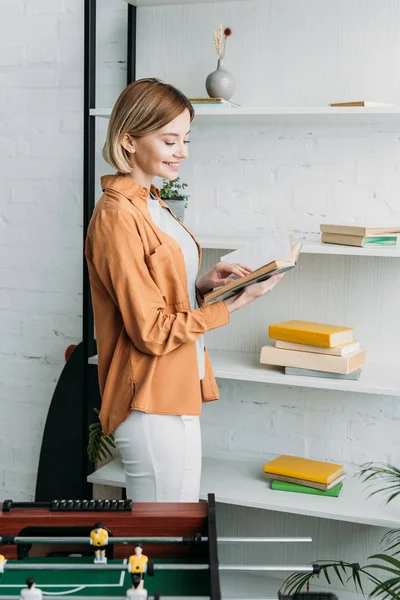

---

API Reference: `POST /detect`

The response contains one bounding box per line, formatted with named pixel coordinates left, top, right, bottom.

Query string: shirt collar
left=100, top=174, right=160, bottom=205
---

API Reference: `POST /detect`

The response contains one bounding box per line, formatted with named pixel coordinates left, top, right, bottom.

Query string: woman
left=85, top=78, right=283, bottom=502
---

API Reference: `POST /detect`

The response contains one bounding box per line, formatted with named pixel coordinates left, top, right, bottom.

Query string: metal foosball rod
left=0, top=535, right=312, bottom=545
left=3, top=562, right=321, bottom=573
left=0, top=597, right=298, bottom=600
left=0, top=596, right=337, bottom=600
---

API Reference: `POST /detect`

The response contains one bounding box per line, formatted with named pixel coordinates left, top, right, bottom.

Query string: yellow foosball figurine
left=128, top=544, right=148, bottom=591
left=0, top=554, right=6, bottom=574
left=89, top=521, right=109, bottom=564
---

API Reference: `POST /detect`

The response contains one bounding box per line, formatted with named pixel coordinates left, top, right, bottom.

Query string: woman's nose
left=174, top=142, right=188, bottom=159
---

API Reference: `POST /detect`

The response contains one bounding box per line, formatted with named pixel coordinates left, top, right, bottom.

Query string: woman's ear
left=121, top=133, right=135, bottom=154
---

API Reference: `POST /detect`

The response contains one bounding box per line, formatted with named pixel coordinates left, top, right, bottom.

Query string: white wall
left=135, top=0, right=400, bottom=476
left=0, top=0, right=84, bottom=500
left=1, top=0, right=400, bottom=507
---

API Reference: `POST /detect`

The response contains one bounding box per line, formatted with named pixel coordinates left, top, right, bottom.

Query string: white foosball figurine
left=89, top=521, right=109, bottom=564
left=19, top=577, right=43, bottom=600
left=126, top=573, right=148, bottom=599
left=0, top=554, right=6, bottom=574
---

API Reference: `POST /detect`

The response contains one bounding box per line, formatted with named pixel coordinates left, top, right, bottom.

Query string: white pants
left=113, top=411, right=202, bottom=502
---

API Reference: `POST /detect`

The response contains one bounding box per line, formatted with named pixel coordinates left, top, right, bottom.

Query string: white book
left=276, top=340, right=360, bottom=356
left=220, top=232, right=293, bottom=271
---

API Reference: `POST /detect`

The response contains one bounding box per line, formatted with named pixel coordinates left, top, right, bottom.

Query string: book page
left=220, top=232, right=292, bottom=271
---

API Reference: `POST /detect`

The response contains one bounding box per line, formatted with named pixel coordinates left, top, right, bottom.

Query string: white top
left=126, top=589, right=148, bottom=599
left=20, top=589, right=43, bottom=600
left=147, top=196, right=205, bottom=379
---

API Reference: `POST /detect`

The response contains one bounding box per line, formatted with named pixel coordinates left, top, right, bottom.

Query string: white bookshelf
left=197, top=236, right=400, bottom=258
left=220, top=572, right=359, bottom=600
left=88, top=350, right=400, bottom=396
left=90, top=106, right=400, bottom=123
left=209, top=349, right=400, bottom=397
left=88, top=455, right=400, bottom=529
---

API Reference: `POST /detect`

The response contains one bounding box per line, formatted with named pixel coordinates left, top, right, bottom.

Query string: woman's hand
left=224, top=273, right=284, bottom=314
left=196, top=261, right=253, bottom=296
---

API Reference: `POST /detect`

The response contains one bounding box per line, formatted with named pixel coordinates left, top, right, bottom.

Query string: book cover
left=204, top=243, right=301, bottom=304
left=265, top=472, right=345, bottom=491
left=188, top=97, right=240, bottom=108
left=284, top=366, right=361, bottom=380
left=260, top=345, right=366, bottom=374
left=269, top=320, right=354, bottom=348
left=276, top=339, right=360, bottom=356
left=320, top=224, right=400, bottom=237
left=271, top=479, right=343, bottom=497
left=329, top=101, right=396, bottom=107
left=321, top=232, right=399, bottom=247
left=263, top=455, right=344, bottom=485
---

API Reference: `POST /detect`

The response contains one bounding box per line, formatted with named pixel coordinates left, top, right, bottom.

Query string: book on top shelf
left=204, top=235, right=301, bottom=304
left=189, top=97, right=240, bottom=108
left=320, top=224, right=400, bottom=237
left=321, top=232, right=399, bottom=247
left=269, top=320, right=354, bottom=348
left=263, top=455, right=344, bottom=485
left=260, top=345, right=366, bottom=374
left=271, top=479, right=343, bottom=497
left=329, top=101, right=397, bottom=107
left=276, top=339, right=360, bottom=356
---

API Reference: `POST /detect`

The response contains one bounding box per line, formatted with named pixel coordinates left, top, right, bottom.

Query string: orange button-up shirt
left=85, top=174, right=230, bottom=435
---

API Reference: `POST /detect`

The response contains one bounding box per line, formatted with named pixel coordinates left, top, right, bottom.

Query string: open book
left=204, top=242, right=301, bottom=304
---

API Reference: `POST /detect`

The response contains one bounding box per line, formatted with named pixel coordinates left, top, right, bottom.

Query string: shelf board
left=88, top=455, right=400, bottom=529
left=197, top=236, right=400, bottom=257
left=90, top=106, right=400, bottom=123
left=89, top=350, right=400, bottom=396
left=209, top=349, right=400, bottom=396
left=124, top=0, right=251, bottom=6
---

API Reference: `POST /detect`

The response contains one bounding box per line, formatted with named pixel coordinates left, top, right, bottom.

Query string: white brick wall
left=0, top=0, right=84, bottom=500
left=2, top=0, right=400, bottom=501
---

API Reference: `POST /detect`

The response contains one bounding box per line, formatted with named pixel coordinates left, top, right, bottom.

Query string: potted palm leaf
left=159, top=177, right=189, bottom=222
left=282, top=463, right=400, bottom=599
left=87, top=408, right=116, bottom=464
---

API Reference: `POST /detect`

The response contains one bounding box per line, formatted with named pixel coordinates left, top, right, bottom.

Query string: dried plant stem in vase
left=206, top=23, right=236, bottom=100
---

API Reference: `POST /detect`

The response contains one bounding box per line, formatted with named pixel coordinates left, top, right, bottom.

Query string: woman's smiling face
left=122, top=109, right=191, bottom=188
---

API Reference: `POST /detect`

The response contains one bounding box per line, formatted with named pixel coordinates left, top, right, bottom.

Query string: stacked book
left=263, top=455, right=345, bottom=497
left=188, top=97, right=240, bottom=108
left=320, top=224, right=400, bottom=248
left=260, top=320, right=366, bottom=380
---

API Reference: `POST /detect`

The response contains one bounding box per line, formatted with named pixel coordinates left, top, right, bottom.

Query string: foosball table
left=0, top=495, right=338, bottom=600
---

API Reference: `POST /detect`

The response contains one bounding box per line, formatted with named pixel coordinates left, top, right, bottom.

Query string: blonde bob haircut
left=103, top=78, right=195, bottom=174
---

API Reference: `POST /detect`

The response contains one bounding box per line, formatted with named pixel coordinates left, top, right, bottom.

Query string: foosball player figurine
left=89, top=521, right=109, bottom=563
left=126, top=573, right=148, bottom=599
left=0, top=553, right=6, bottom=573
left=128, top=544, right=149, bottom=590
left=19, top=577, right=43, bottom=600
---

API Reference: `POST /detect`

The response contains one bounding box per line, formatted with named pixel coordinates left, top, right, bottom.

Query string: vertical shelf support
left=127, top=3, right=137, bottom=85
left=83, top=0, right=97, bottom=497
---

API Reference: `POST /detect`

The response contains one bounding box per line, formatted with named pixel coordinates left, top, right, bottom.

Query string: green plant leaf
left=370, top=554, right=400, bottom=569
left=333, top=564, right=345, bottom=586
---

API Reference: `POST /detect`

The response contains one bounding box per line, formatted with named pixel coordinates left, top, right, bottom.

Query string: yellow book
left=269, top=320, right=354, bottom=348
left=263, top=455, right=344, bottom=485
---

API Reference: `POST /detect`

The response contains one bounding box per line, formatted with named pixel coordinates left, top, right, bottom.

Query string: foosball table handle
left=1, top=499, right=133, bottom=512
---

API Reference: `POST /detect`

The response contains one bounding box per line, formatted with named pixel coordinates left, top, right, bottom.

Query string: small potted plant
left=159, top=177, right=189, bottom=222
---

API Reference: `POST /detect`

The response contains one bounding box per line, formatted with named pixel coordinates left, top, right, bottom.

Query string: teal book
left=285, top=367, right=361, bottom=380
left=271, top=480, right=343, bottom=497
